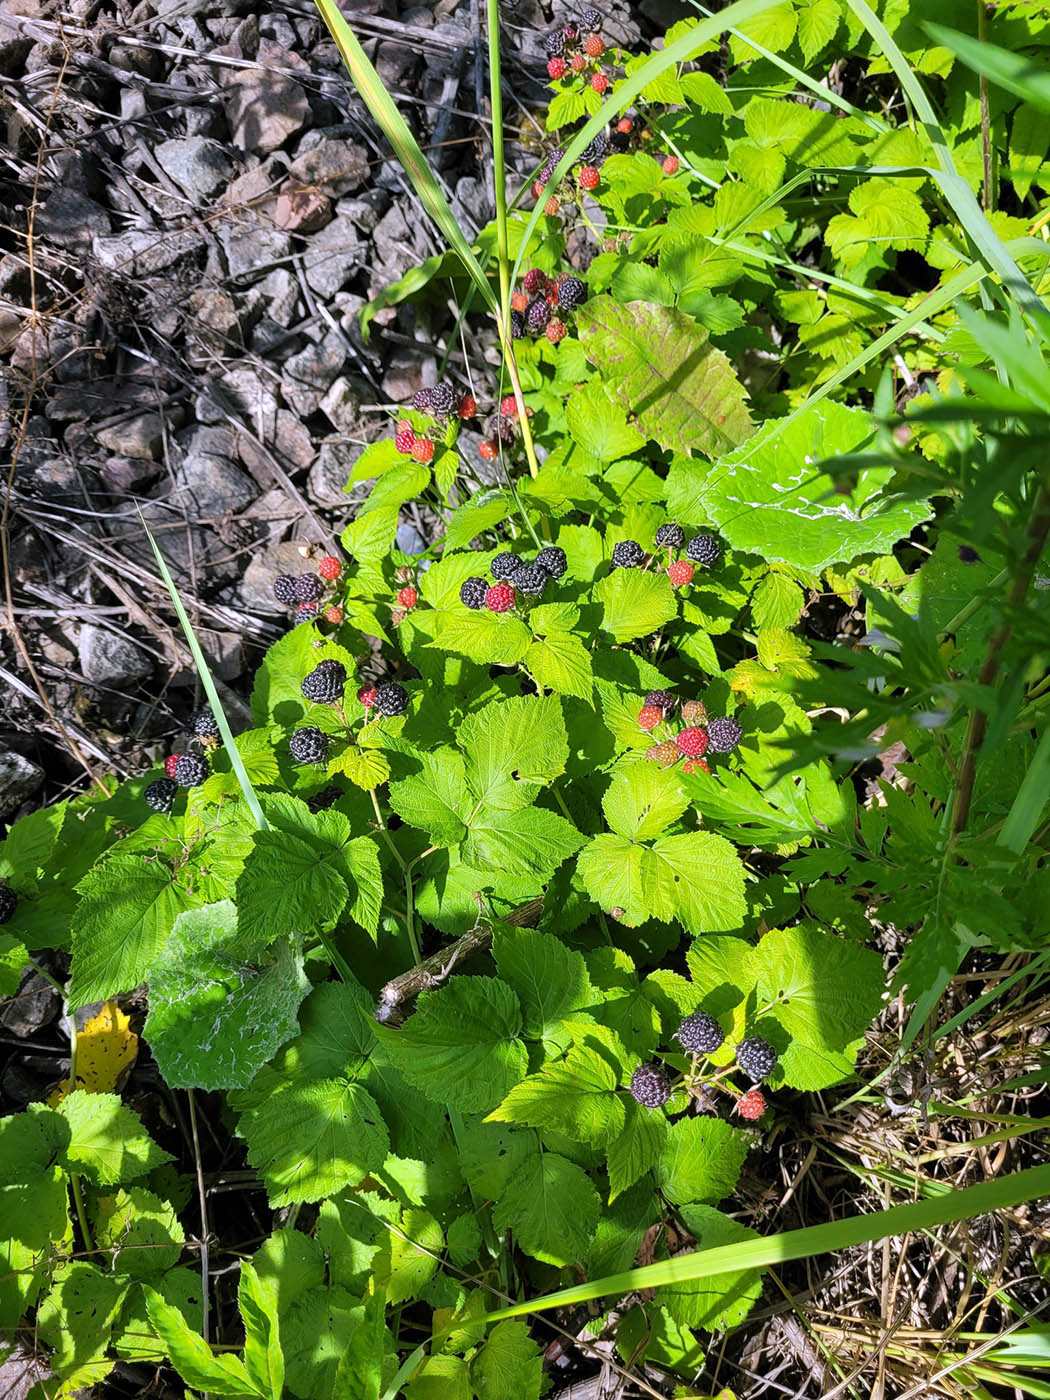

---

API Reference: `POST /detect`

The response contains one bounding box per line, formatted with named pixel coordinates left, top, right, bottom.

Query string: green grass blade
left=998, top=725, right=1050, bottom=855
left=313, top=0, right=496, bottom=315
left=926, top=23, right=1050, bottom=114
left=140, top=517, right=269, bottom=832
left=477, top=1161, right=1050, bottom=1324
left=844, top=0, right=1050, bottom=340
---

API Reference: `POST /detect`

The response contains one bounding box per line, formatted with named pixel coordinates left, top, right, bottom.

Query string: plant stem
left=978, top=0, right=993, bottom=213
left=404, top=862, right=422, bottom=966
left=484, top=0, right=542, bottom=484
left=370, top=787, right=406, bottom=870
left=187, top=1089, right=211, bottom=1344
left=64, top=1017, right=94, bottom=1252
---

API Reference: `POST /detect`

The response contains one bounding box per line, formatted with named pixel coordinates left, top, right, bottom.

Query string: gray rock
left=171, top=628, right=244, bottom=685
left=92, top=227, right=204, bottom=275
left=155, top=136, right=233, bottom=201
left=78, top=625, right=152, bottom=688
left=301, top=213, right=364, bottom=298
left=281, top=331, right=346, bottom=416
left=35, top=187, right=111, bottom=254
left=95, top=411, right=168, bottom=460
left=369, top=202, right=422, bottom=295
left=287, top=136, right=368, bottom=197
left=308, top=440, right=356, bottom=509
left=318, top=375, right=364, bottom=433
left=100, top=455, right=163, bottom=494
left=256, top=268, right=299, bottom=326
left=223, top=41, right=311, bottom=154
left=185, top=288, right=242, bottom=366
left=0, top=751, right=44, bottom=819
left=219, top=223, right=292, bottom=281
left=274, top=411, right=315, bottom=469
left=199, top=365, right=280, bottom=433
left=172, top=428, right=257, bottom=516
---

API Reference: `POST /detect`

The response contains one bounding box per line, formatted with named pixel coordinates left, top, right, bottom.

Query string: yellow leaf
left=49, top=1000, right=138, bottom=1104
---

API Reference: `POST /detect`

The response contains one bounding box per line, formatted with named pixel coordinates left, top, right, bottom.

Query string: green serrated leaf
left=492, top=1151, right=600, bottom=1266
left=577, top=298, right=753, bottom=458
left=376, top=978, right=527, bottom=1115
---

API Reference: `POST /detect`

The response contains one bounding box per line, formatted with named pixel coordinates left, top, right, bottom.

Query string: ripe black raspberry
left=686, top=533, right=721, bottom=567
left=412, top=387, right=434, bottom=412
left=290, top=726, right=328, bottom=764
left=580, top=132, right=607, bottom=165
left=190, top=709, right=220, bottom=744
left=654, top=522, right=685, bottom=549
left=645, top=688, right=677, bottom=713
left=173, top=753, right=209, bottom=789
left=526, top=296, right=551, bottom=334
left=735, top=1036, right=778, bottom=1083
left=491, top=553, right=524, bottom=580
left=629, top=1063, right=670, bottom=1109
left=144, top=778, right=177, bottom=813
left=0, top=886, right=17, bottom=924
left=557, top=277, right=587, bottom=310
left=295, top=603, right=318, bottom=626
left=510, top=309, right=526, bottom=339
left=535, top=545, right=567, bottom=579
left=374, top=681, right=408, bottom=717
left=514, top=563, right=548, bottom=597
left=295, top=573, right=325, bottom=604
left=611, top=539, right=645, bottom=569
left=302, top=659, right=347, bottom=705
left=581, top=6, right=603, bottom=29
left=675, top=1010, right=725, bottom=1055
left=273, top=575, right=298, bottom=606
left=539, top=146, right=565, bottom=180
left=544, top=28, right=565, bottom=56
left=429, top=382, right=456, bottom=416
left=460, top=576, right=488, bottom=609
left=707, top=716, right=743, bottom=753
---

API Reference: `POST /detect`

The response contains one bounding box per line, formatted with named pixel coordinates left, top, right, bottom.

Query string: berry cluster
left=628, top=1015, right=779, bottom=1124
left=459, top=545, right=567, bottom=614
left=543, top=10, right=610, bottom=97
left=273, top=554, right=346, bottom=628
left=530, top=132, right=609, bottom=215
left=393, top=384, right=476, bottom=467
left=651, top=519, right=722, bottom=591
left=507, top=268, right=588, bottom=352
left=639, top=690, right=743, bottom=772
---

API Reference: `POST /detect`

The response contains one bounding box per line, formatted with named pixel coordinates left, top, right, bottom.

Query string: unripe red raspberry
left=511, top=290, right=529, bottom=312
left=668, top=560, right=694, bottom=588
left=681, top=699, right=708, bottom=727
left=397, top=585, right=417, bottom=610
left=578, top=165, right=600, bottom=191
left=736, top=1088, right=766, bottom=1121
left=584, top=33, right=604, bottom=56
left=681, top=757, right=710, bottom=776
left=411, top=436, right=435, bottom=463
left=479, top=439, right=498, bottom=460
left=662, top=154, right=680, bottom=175
left=545, top=319, right=567, bottom=344
left=394, top=426, right=415, bottom=454
left=458, top=394, right=476, bottom=419
left=323, top=605, right=343, bottom=625
left=547, top=56, right=566, bottom=79
left=485, top=582, right=516, bottom=613
left=638, top=704, right=663, bottom=732
left=570, top=52, right=587, bottom=72
left=676, top=726, right=709, bottom=757
left=544, top=195, right=560, bottom=216
left=500, top=395, right=518, bottom=417
left=523, top=269, right=547, bottom=294
left=358, top=685, right=376, bottom=710
left=531, top=179, right=545, bottom=199
left=165, top=754, right=180, bottom=778
left=590, top=72, right=608, bottom=93
left=318, top=556, right=342, bottom=581
left=616, top=117, right=633, bottom=134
